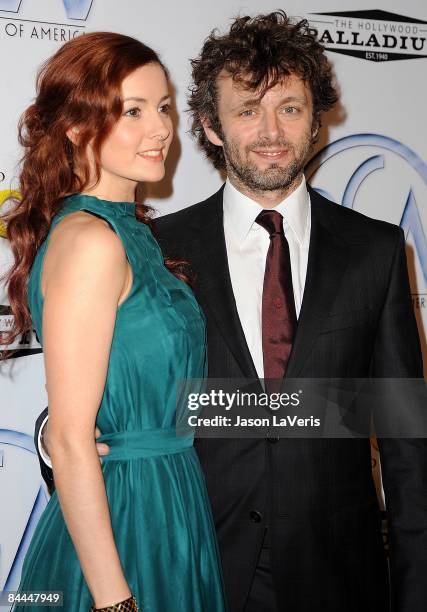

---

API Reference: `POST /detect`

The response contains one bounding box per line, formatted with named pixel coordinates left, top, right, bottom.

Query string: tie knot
left=255, top=209, right=283, bottom=237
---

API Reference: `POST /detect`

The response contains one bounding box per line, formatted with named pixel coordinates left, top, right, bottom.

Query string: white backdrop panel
left=0, top=0, right=425, bottom=597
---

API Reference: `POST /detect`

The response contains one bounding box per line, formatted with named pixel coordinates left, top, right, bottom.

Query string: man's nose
left=258, top=110, right=282, bottom=142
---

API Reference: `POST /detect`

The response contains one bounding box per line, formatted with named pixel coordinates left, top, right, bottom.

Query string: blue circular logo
left=306, top=133, right=427, bottom=289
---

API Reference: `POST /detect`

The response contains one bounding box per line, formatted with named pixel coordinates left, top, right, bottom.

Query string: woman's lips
left=137, top=149, right=164, bottom=162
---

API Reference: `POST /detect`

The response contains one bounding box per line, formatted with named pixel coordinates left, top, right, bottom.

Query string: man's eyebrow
left=123, top=94, right=171, bottom=103
left=231, top=97, right=261, bottom=110
left=231, top=94, right=307, bottom=110
left=278, top=95, right=307, bottom=104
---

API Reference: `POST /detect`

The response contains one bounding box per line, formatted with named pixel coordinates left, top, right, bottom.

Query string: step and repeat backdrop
left=0, top=0, right=426, bottom=597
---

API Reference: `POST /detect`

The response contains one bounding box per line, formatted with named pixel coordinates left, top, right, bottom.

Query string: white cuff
left=37, top=414, right=52, bottom=469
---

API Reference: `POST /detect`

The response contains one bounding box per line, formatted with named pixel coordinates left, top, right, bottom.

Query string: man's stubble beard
left=222, top=131, right=314, bottom=195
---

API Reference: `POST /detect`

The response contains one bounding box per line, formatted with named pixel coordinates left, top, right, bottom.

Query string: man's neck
left=227, top=173, right=304, bottom=208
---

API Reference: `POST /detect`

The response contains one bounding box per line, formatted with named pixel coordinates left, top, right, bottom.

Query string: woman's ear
left=66, top=126, right=80, bottom=146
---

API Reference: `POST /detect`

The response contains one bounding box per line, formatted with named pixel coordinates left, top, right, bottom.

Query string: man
left=36, top=11, right=426, bottom=612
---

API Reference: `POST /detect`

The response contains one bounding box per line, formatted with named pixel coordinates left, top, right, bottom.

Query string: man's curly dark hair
left=188, top=10, right=338, bottom=170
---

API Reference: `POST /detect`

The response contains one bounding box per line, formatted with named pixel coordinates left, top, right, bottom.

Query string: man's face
left=204, top=72, right=317, bottom=197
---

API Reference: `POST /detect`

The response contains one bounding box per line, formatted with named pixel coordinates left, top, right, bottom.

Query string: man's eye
left=240, top=109, right=255, bottom=117
left=124, top=107, right=141, bottom=117
left=284, top=106, right=298, bottom=114
left=159, top=103, right=170, bottom=114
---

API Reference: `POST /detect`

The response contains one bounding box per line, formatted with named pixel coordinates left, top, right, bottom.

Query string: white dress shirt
left=38, top=176, right=311, bottom=466
left=223, top=176, right=311, bottom=378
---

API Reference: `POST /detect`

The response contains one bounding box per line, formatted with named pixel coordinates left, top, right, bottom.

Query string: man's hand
left=94, top=427, right=110, bottom=458
left=41, top=421, right=110, bottom=460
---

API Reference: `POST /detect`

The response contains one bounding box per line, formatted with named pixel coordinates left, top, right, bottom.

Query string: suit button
left=249, top=510, right=263, bottom=523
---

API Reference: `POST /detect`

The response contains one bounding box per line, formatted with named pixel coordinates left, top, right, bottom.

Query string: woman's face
left=98, top=62, right=173, bottom=190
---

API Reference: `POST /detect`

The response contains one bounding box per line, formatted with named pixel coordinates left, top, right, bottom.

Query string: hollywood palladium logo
left=0, top=0, right=93, bottom=20
left=308, top=9, right=427, bottom=62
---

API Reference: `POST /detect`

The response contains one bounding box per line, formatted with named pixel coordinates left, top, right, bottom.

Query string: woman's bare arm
left=41, top=212, right=132, bottom=608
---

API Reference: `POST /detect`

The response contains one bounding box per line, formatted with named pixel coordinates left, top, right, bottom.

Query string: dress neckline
left=64, top=193, right=136, bottom=217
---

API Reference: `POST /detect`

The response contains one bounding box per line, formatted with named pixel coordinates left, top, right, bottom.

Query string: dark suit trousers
left=245, top=529, right=278, bottom=612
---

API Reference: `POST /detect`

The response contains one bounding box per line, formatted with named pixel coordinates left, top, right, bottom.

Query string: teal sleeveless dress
left=16, top=194, right=226, bottom=612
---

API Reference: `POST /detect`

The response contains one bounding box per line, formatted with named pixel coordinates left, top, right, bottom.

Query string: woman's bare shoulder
left=42, top=211, right=127, bottom=295
left=48, top=210, right=125, bottom=261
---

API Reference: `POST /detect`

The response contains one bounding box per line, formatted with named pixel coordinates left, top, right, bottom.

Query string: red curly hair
left=2, top=32, right=189, bottom=351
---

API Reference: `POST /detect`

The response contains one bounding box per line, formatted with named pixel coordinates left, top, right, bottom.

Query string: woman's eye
left=159, top=103, right=170, bottom=114
left=284, top=106, right=298, bottom=114
left=124, top=107, right=141, bottom=118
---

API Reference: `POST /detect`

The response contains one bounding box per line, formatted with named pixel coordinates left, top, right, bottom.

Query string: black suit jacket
left=36, top=186, right=426, bottom=612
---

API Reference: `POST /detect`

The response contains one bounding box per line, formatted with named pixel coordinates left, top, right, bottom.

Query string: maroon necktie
left=256, top=210, right=297, bottom=381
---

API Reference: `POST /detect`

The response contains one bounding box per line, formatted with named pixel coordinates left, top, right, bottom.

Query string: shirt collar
left=223, top=175, right=310, bottom=246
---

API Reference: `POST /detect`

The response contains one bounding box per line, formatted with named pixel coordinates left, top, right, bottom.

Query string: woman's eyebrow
left=123, top=94, right=171, bottom=103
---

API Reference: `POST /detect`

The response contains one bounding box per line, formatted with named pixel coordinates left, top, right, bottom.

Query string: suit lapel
left=185, top=186, right=348, bottom=380
left=285, top=189, right=349, bottom=378
left=190, top=188, right=259, bottom=379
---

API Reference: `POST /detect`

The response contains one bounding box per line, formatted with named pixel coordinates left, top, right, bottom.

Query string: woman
left=3, top=33, right=226, bottom=611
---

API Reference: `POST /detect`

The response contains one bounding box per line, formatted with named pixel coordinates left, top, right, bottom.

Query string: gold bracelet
left=90, top=594, right=139, bottom=611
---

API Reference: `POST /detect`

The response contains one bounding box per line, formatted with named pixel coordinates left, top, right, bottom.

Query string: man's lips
left=251, top=149, right=288, bottom=160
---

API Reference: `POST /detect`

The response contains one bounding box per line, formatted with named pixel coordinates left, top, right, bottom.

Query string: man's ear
left=311, top=118, right=320, bottom=143
left=201, top=117, right=223, bottom=147
left=66, top=126, right=80, bottom=146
